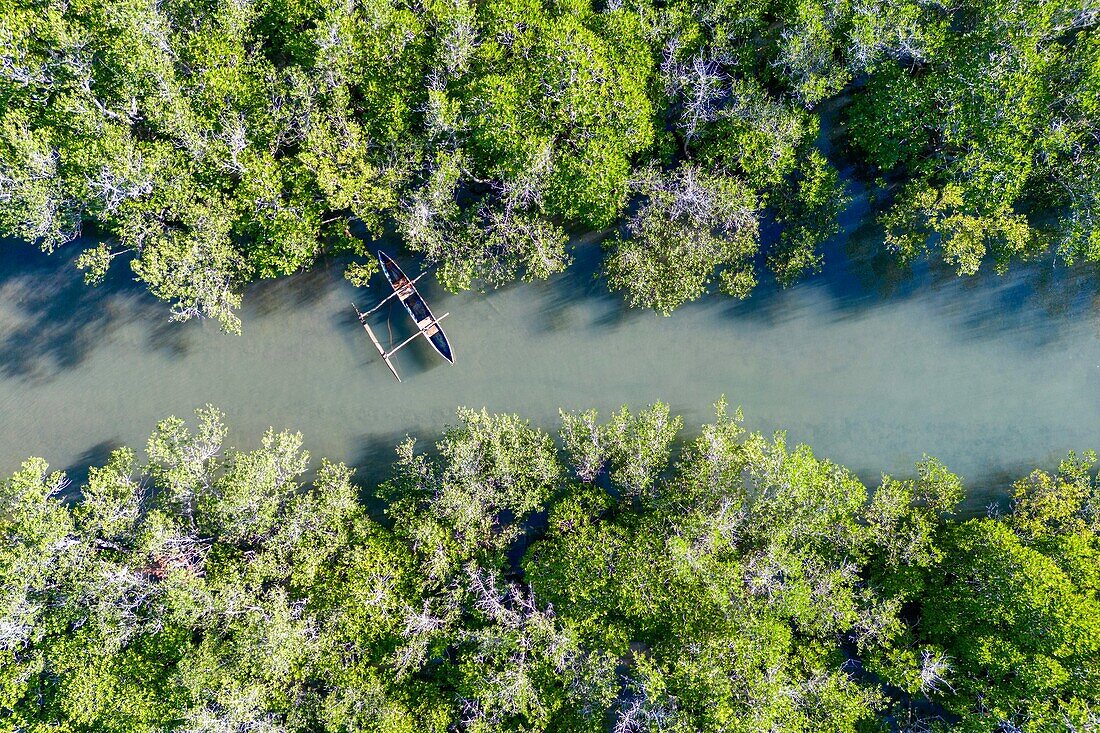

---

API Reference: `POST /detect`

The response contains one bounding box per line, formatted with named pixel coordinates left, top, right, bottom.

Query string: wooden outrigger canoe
left=378, top=251, right=454, bottom=364
left=352, top=251, right=454, bottom=382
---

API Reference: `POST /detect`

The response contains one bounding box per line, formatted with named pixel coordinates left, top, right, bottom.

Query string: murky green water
left=3, top=203, right=1100, bottom=510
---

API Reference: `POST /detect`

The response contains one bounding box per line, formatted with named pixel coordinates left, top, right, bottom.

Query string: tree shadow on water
left=816, top=180, right=1100, bottom=344
left=0, top=239, right=185, bottom=382
left=707, top=193, right=1100, bottom=349
left=145, top=316, right=197, bottom=358
left=532, top=234, right=650, bottom=334
left=242, top=258, right=342, bottom=319
left=332, top=303, right=372, bottom=357
left=58, top=439, right=123, bottom=505
left=349, top=428, right=437, bottom=521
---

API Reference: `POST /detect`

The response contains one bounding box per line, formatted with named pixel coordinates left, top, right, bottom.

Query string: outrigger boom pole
left=359, top=271, right=428, bottom=317
left=383, top=313, right=451, bottom=360
left=352, top=303, right=402, bottom=381
left=353, top=302, right=450, bottom=382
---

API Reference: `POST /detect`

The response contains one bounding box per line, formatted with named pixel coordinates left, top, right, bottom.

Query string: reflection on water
left=2, top=218, right=1100, bottom=513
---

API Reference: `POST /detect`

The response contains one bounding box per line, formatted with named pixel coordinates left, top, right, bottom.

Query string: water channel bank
left=2, top=226, right=1100, bottom=511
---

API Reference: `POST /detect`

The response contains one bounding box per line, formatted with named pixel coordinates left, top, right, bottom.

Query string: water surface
left=2, top=220, right=1100, bottom=511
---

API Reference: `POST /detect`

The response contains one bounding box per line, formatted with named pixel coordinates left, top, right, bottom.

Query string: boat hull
left=378, top=251, right=455, bottom=364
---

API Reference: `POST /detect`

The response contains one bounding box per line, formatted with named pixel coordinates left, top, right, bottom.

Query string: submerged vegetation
left=2, top=0, right=1099, bottom=329
left=2, top=402, right=1098, bottom=732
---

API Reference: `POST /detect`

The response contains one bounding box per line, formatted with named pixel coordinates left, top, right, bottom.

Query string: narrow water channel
left=3, top=211, right=1100, bottom=511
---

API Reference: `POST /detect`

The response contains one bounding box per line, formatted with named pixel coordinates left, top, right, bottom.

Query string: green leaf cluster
left=6, top=401, right=1096, bottom=731
left=21, top=0, right=1100, bottom=325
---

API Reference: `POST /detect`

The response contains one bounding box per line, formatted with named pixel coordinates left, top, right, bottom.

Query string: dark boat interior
left=379, top=252, right=455, bottom=364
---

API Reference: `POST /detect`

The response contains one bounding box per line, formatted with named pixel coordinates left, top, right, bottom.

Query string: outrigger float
left=353, top=251, right=455, bottom=382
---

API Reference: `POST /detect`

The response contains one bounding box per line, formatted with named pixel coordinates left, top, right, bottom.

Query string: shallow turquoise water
left=3, top=216, right=1100, bottom=510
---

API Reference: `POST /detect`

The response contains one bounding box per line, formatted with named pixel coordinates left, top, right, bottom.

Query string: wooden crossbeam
left=383, top=312, right=450, bottom=359
left=359, top=272, right=428, bottom=317
left=383, top=330, right=425, bottom=360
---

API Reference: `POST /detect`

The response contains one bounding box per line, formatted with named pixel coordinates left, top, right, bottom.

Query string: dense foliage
left=3, top=402, right=1098, bottom=732
left=3, top=0, right=1097, bottom=329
